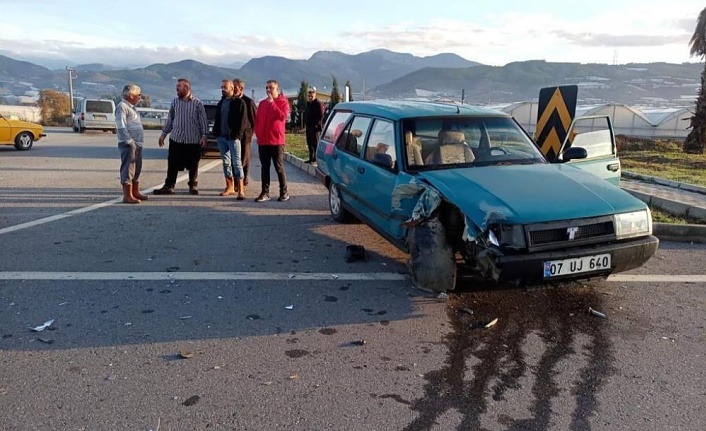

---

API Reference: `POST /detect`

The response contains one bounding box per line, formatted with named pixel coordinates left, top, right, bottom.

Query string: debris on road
left=588, top=307, right=607, bottom=318
left=58, top=302, right=69, bottom=306
left=345, top=245, right=368, bottom=263
left=331, top=274, right=339, bottom=280
left=29, top=319, right=54, bottom=332
left=178, top=349, right=203, bottom=359
left=37, top=337, right=54, bottom=344
left=351, top=340, right=367, bottom=346
left=484, top=318, right=499, bottom=329
left=124, top=322, right=132, bottom=327
left=288, top=274, right=296, bottom=279
left=285, top=305, right=294, bottom=310
left=289, top=374, right=300, bottom=380
left=437, top=292, right=449, bottom=299
left=179, top=316, right=192, bottom=320
left=459, top=308, right=474, bottom=316
left=182, top=395, right=200, bottom=406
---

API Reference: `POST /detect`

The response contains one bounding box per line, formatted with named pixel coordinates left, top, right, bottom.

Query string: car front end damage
left=394, top=179, right=659, bottom=292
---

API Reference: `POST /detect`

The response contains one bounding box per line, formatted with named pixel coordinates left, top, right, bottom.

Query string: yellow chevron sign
left=535, top=85, right=577, bottom=160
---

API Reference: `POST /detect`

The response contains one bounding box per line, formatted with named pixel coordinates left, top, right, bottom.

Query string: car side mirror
left=561, top=147, right=588, bottom=162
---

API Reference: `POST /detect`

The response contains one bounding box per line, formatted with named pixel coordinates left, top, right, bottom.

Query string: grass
left=285, top=133, right=309, bottom=160
left=650, top=205, right=705, bottom=225
left=617, top=136, right=706, bottom=188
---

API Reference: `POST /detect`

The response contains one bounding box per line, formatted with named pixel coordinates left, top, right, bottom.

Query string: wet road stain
left=159, top=289, right=172, bottom=294
left=183, top=395, right=200, bottom=406
left=324, top=296, right=338, bottom=302
left=285, top=349, right=310, bottom=358
left=404, top=285, right=614, bottom=431
left=319, top=328, right=338, bottom=335
left=141, top=309, right=154, bottom=314
left=379, top=394, right=412, bottom=406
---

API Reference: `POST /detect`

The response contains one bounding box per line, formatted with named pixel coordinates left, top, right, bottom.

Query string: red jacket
left=255, top=93, right=290, bottom=146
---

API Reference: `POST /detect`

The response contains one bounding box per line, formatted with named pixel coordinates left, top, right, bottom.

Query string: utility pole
left=66, top=66, right=77, bottom=111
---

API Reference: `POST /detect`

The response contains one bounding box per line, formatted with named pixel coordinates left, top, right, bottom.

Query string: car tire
left=14, top=132, right=34, bottom=150
left=329, top=182, right=351, bottom=223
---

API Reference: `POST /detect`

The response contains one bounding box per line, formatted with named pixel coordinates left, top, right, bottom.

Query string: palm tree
left=684, top=7, right=706, bottom=154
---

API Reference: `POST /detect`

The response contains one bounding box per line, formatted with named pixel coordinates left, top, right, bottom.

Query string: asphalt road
left=1, top=129, right=705, bottom=431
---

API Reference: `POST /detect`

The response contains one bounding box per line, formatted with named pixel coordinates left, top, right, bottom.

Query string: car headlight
left=614, top=210, right=652, bottom=240
left=486, top=224, right=527, bottom=249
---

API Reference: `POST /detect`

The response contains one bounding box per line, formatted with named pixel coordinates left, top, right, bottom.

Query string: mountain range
left=0, top=49, right=701, bottom=108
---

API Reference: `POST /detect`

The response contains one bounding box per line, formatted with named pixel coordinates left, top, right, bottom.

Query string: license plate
left=94, top=115, right=106, bottom=120
left=543, top=254, right=611, bottom=278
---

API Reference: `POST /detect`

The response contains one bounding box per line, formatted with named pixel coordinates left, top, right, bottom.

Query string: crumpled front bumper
left=478, top=235, right=659, bottom=284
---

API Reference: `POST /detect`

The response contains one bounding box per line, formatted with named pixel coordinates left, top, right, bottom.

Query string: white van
left=73, top=98, right=116, bottom=133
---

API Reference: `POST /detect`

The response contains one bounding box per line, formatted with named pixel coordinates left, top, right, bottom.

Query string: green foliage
left=330, top=76, right=342, bottom=109
left=138, top=94, right=152, bottom=108
left=296, top=80, right=309, bottom=129
left=38, top=89, right=70, bottom=126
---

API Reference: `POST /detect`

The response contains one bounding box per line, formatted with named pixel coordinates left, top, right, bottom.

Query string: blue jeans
left=217, top=136, right=244, bottom=179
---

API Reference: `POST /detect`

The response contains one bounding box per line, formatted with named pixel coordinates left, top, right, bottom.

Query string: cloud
left=552, top=31, right=690, bottom=48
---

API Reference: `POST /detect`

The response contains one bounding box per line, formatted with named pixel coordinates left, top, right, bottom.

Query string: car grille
left=526, top=217, right=615, bottom=251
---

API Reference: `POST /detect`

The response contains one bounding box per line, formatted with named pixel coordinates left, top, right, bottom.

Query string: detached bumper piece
left=480, top=235, right=659, bottom=285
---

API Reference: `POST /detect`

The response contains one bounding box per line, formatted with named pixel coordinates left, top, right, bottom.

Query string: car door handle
left=607, top=163, right=619, bottom=172
left=357, top=166, right=365, bottom=174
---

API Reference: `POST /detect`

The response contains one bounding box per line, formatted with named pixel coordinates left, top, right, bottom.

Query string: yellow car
left=0, top=114, right=46, bottom=150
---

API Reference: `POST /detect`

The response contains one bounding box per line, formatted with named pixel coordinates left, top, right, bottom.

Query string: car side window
left=364, top=119, right=396, bottom=170
left=322, top=111, right=352, bottom=143
left=335, top=116, right=372, bottom=157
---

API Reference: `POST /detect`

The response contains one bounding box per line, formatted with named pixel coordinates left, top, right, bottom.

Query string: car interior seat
left=404, top=130, right=424, bottom=166
left=425, top=131, right=475, bottom=165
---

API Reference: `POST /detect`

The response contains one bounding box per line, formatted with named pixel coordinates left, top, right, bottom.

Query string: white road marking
left=0, top=272, right=408, bottom=281
left=0, top=160, right=221, bottom=236
left=607, top=274, right=706, bottom=283
left=0, top=272, right=704, bottom=283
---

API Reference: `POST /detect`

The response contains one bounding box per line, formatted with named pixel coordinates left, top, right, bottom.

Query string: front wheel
left=14, top=132, right=34, bottom=150
left=329, top=182, right=351, bottom=223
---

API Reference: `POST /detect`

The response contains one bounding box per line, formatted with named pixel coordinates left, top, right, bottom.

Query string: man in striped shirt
left=154, top=78, right=209, bottom=195
left=115, top=83, right=147, bottom=204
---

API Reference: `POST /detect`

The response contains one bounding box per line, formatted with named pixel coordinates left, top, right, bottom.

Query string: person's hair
left=266, top=79, right=279, bottom=90
left=233, top=78, right=245, bottom=89
left=177, top=78, right=191, bottom=91
left=221, top=79, right=234, bottom=87
left=122, top=83, right=141, bottom=98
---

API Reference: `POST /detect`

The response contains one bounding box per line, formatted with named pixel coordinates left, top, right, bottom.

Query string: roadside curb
left=622, top=187, right=706, bottom=222
left=284, top=153, right=705, bottom=243
left=284, top=152, right=317, bottom=178
left=622, top=171, right=706, bottom=196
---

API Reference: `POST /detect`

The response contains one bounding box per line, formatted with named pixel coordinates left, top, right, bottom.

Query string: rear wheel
left=329, top=182, right=351, bottom=223
left=14, top=132, right=33, bottom=150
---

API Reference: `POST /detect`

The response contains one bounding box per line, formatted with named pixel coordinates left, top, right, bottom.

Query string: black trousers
left=165, top=139, right=201, bottom=188
left=305, top=128, right=320, bottom=161
left=241, top=129, right=253, bottom=185
left=258, top=145, right=287, bottom=195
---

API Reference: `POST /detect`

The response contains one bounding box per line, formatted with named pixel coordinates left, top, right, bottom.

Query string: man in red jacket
left=254, top=79, right=291, bottom=202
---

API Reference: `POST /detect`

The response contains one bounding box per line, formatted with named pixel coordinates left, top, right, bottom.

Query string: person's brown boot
left=220, top=177, right=236, bottom=196
left=122, top=184, right=141, bottom=204
left=236, top=178, right=246, bottom=200
left=132, top=181, right=148, bottom=201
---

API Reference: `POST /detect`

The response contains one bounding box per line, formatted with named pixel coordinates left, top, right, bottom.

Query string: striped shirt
left=115, top=99, right=144, bottom=147
left=161, top=96, right=208, bottom=144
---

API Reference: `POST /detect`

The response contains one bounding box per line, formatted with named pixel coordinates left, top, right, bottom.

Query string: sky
left=0, top=0, right=704, bottom=69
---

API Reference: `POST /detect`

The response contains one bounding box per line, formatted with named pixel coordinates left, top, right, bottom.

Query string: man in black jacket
left=213, top=79, right=248, bottom=199
left=304, top=86, right=325, bottom=163
left=233, top=78, right=257, bottom=186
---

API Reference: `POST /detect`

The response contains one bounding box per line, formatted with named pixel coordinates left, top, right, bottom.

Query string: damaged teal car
left=315, top=101, right=658, bottom=292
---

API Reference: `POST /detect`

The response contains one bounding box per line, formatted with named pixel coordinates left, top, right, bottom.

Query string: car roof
left=333, top=100, right=510, bottom=121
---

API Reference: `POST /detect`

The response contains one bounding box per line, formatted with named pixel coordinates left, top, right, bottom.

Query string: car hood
left=7, top=119, right=43, bottom=130
left=416, top=164, right=646, bottom=227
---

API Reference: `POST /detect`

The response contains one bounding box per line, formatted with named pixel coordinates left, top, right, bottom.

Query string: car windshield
left=403, top=116, right=546, bottom=170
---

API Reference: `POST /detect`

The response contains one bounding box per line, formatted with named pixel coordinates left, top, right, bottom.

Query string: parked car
left=0, top=113, right=46, bottom=150
left=315, top=100, right=658, bottom=292
left=72, top=98, right=116, bottom=133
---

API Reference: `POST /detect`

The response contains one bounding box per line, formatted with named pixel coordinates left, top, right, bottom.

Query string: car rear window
left=86, top=101, right=114, bottom=113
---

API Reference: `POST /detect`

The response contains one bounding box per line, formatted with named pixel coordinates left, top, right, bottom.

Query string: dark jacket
left=305, top=99, right=325, bottom=131
left=212, top=97, right=247, bottom=140
left=239, top=94, right=257, bottom=132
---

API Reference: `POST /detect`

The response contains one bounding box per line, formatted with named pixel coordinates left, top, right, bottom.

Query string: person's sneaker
left=189, top=187, right=199, bottom=195
left=255, top=193, right=270, bottom=202
left=153, top=186, right=175, bottom=195
left=277, top=193, right=290, bottom=202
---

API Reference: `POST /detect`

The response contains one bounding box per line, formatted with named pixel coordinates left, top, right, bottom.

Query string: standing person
left=233, top=78, right=257, bottom=188
left=153, top=78, right=208, bottom=195
left=304, top=86, right=325, bottom=163
left=254, top=79, right=290, bottom=202
left=213, top=79, right=247, bottom=200
left=116, top=83, right=147, bottom=204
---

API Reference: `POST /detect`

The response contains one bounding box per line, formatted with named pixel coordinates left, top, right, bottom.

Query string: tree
left=330, top=76, right=342, bottom=110
left=296, top=80, right=309, bottom=130
left=38, top=89, right=70, bottom=126
left=138, top=94, right=151, bottom=108
left=345, top=80, right=353, bottom=102
left=684, top=7, right=706, bottom=154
